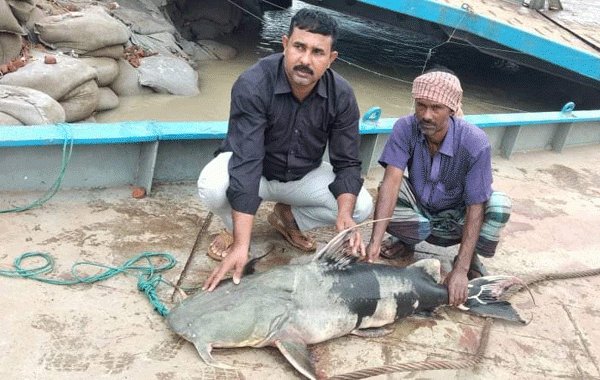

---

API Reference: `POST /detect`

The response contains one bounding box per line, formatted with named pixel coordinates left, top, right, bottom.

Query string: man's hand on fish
left=365, top=241, right=381, bottom=262
left=203, top=245, right=248, bottom=292
left=444, top=268, right=469, bottom=306
left=336, top=216, right=365, bottom=257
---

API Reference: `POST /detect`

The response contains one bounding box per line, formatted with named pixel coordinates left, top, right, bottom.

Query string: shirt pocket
left=435, top=182, right=463, bottom=206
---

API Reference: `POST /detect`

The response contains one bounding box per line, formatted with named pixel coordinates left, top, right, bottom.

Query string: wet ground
left=2, top=145, right=600, bottom=379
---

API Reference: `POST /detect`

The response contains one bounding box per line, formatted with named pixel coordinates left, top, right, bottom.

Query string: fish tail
left=459, top=275, right=527, bottom=323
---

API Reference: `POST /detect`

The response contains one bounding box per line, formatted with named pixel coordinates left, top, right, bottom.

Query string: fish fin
left=191, top=341, right=236, bottom=370
left=351, top=327, right=394, bottom=338
left=312, top=217, right=396, bottom=268
left=274, top=338, right=316, bottom=380
left=463, top=275, right=527, bottom=324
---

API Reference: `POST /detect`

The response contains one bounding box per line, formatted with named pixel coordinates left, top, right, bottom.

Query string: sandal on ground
left=454, top=255, right=489, bottom=279
left=207, top=229, right=234, bottom=261
left=267, top=208, right=316, bottom=252
left=380, top=236, right=414, bottom=259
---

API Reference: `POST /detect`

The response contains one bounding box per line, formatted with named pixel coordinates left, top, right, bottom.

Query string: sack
left=0, top=32, right=21, bottom=65
left=0, top=84, right=65, bottom=125
left=35, top=8, right=130, bottom=54
left=60, top=79, right=99, bottom=122
left=0, top=51, right=97, bottom=100
left=0, top=0, right=24, bottom=34
left=137, top=55, right=198, bottom=96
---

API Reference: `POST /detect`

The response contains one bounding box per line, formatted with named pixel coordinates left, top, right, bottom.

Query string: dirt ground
left=1, top=145, right=600, bottom=380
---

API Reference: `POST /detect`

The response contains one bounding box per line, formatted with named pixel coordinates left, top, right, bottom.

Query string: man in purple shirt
left=199, top=9, right=373, bottom=291
left=366, top=70, right=511, bottom=306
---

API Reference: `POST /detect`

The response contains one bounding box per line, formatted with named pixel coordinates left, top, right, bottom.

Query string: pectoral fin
left=192, top=340, right=236, bottom=370
left=274, top=338, right=316, bottom=380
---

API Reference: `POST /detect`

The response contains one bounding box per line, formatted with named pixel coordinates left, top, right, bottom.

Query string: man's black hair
left=288, top=8, right=338, bottom=50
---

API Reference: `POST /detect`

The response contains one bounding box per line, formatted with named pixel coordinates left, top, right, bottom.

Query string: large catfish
left=167, top=229, right=525, bottom=379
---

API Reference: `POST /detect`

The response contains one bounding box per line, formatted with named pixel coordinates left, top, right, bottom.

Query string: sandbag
left=109, top=58, right=154, bottom=96
left=137, top=55, right=199, bottom=96
left=0, top=84, right=66, bottom=125
left=0, top=32, right=21, bottom=64
left=180, top=0, right=241, bottom=27
left=0, top=112, right=20, bottom=125
left=35, top=7, right=130, bottom=54
left=0, top=0, right=24, bottom=34
left=197, top=39, right=236, bottom=60
left=95, top=86, right=119, bottom=111
left=111, top=7, right=175, bottom=35
left=82, top=44, right=125, bottom=59
left=0, top=51, right=97, bottom=100
left=78, top=57, right=119, bottom=87
left=8, top=0, right=36, bottom=24
left=130, top=32, right=186, bottom=58
left=60, top=79, right=99, bottom=122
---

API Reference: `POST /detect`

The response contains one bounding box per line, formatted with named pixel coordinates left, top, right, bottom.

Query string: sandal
left=380, top=236, right=414, bottom=259
left=267, top=207, right=316, bottom=252
left=207, top=229, right=234, bottom=261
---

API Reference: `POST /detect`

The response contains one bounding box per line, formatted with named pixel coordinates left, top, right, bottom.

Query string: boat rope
left=231, top=0, right=529, bottom=112
left=328, top=266, right=600, bottom=379
left=0, top=251, right=176, bottom=317
left=0, top=125, right=72, bottom=214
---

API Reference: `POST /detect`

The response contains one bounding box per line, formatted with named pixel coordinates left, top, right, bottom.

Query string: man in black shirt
left=200, top=8, right=373, bottom=291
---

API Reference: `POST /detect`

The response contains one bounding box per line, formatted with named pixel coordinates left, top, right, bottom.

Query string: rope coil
left=0, top=251, right=176, bottom=316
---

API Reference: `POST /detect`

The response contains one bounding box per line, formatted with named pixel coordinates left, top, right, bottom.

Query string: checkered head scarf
left=412, top=71, right=464, bottom=116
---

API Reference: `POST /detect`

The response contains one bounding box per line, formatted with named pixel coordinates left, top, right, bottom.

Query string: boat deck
left=2, top=145, right=600, bottom=379
left=446, top=0, right=600, bottom=58
left=306, top=0, right=600, bottom=88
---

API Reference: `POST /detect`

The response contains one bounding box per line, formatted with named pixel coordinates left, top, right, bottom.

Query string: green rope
left=0, top=251, right=176, bottom=317
left=0, top=125, right=73, bottom=214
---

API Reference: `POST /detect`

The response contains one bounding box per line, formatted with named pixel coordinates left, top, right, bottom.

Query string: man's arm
left=203, top=210, right=254, bottom=291
left=366, top=165, right=404, bottom=262
left=444, top=202, right=484, bottom=306
left=334, top=192, right=362, bottom=254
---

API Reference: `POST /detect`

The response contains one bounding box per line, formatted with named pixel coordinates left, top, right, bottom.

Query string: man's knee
left=353, top=188, right=374, bottom=223
left=197, top=153, right=231, bottom=209
left=485, top=191, right=512, bottom=224
left=386, top=220, right=431, bottom=246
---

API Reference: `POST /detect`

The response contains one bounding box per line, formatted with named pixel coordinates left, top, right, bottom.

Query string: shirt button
left=294, top=129, right=299, bottom=134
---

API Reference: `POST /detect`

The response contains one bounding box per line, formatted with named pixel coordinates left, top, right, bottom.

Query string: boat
left=301, top=0, right=600, bottom=90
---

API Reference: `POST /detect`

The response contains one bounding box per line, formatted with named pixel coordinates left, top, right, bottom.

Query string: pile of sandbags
left=0, top=0, right=249, bottom=126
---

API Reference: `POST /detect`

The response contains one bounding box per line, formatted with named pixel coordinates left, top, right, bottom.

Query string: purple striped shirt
left=379, top=114, right=492, bottom=212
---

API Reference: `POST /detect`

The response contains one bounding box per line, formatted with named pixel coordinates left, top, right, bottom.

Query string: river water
left=96, top=0, right=600, bottom=123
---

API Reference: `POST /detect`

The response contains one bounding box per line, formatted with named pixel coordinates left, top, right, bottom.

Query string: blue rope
left=0, top=125, right=73, bottom=214
left=0, top=251, right=176, bottom=317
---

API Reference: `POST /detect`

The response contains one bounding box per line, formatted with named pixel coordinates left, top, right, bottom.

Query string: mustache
left=293, top=65, right=313, bottom=75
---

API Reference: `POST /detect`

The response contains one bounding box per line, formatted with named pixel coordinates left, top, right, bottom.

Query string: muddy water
left=96, top=0, right=600, bottom=123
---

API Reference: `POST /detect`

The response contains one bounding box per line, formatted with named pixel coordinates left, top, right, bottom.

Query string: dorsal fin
left=312, top=218, right=393, bottom=270
left=312, top=227, right=358, bottom=270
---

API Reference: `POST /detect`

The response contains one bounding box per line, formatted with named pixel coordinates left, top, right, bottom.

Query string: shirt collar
left=416, top=116, right=455, bottom=157
left=274, top=55, right=328, bottom=99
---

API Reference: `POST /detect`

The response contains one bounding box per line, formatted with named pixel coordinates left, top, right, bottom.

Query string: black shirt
left=218, top=53, right=363, bottom=215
